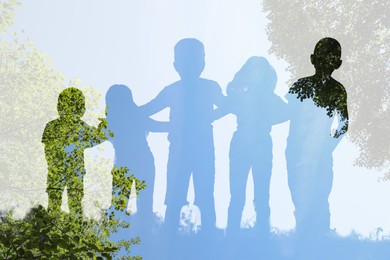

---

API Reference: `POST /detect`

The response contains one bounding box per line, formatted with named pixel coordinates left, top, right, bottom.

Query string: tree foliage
left=263, top=0, right=390, bottom=173
left=0, top=1, right=146, bottom=258
left=0, top=0, right=65, bottom=211
left=0, top=167, right=145, bottom=259
left=0, top=0, right=19, bottom=33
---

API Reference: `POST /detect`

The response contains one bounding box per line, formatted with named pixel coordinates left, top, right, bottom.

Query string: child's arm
left=271, top=96, right=290, bottom=125
left=97, top=117, right=113, bottom=139
left=139, top=87, right=170, bottom=117
left=213, top=82, right=229, bottom=120
left=146, top=117, right=170, bottom=133
left=332, top=110, right=348, bottom=139
left=331, top=86, right=349, bottom=139
left=86, top=119, right=111, bottom=148
left=214, top=96, right=231, bottom=120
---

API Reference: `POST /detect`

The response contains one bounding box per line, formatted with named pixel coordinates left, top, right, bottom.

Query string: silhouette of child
left=140, top=38, right=224, bottom=233
left=216, top=57, right=288, bottom=236
left=104, top=84, right=167, bottom=225
left=286, top=37, right=348, bottom=237
left=42, top=87, right=104, bottom=215
left=103, top=84, right=170, bottom=258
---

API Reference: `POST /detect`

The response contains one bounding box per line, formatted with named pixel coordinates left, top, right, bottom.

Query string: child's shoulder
left=199, top=77, right=220, bottom=86
left=166, top=78, right=220, bottom=90
left=329, top=77, right=346, bottom=91
left=42, top=118, right=61, bottom=143
left=198, top=78, right=221, bottom=94
left=199, top=77, right=216, bottom=83
left=292, top=76, right=315, bottom=88
left=44, top=118, right=62, bottom=130
left=289, top=76, right=316, bottom=100
left=163, top=80, right=181, bottom=92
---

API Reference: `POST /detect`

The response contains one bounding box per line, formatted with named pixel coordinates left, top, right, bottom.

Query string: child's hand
left=97, top=118, right=114, bottom=139
left=97, top=118, right=107, bottom=130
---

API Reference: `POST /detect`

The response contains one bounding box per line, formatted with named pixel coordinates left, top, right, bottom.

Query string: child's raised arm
left=139, top=86, right=171, bottom=117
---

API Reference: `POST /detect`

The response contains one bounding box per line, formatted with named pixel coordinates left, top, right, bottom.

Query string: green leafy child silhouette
left=289, top=37, right=349, bottom=137
left=42, top=87, right=106, bottom=216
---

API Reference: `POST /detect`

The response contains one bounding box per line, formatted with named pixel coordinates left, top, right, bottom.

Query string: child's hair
left=227, top=56, right=277, bottom=96
left=105, top=84, right=136, bottom=113
left=105, top=84, right=138, bottom=132
left=314, top=37, right=341, bottom=57
left=311, top=37, right=342, bottom=71
left=57, top=87, right=86, bottom=118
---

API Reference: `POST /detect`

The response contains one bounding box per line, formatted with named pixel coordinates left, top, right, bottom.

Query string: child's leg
left=67, top=175, right=84, bottom=216
left=193, top=165, right=216, bottom=233
left=252, top=139, right=272, bottom=234
left=227, top=133, right=252, bottom=236
left=47, top=189, right=63, bottom=213
left=46, top=170, right=65, bottom=214
left=192, top=145, right=216, bottom=234
left=164, top=147, right=191, bottom=231
left=133, top=154, right=156, bottom=227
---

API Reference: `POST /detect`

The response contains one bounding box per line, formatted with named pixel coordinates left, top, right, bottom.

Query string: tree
left=0, top=1, right=146, bottom=258
left=0, top=166, right=145, bottom=259
left=262, top=0, right=390, bottom=174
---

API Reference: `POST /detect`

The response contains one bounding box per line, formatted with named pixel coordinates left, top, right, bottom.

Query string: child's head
left=57, top=87, right=86, bottom=119
left=105, top=84, right=135, bottom=112
left=173, top=38, right=205, bottom=80
left=105, top=84, right=137, bottom=127
left=227, top=56, right=277, bottom=96
left=311, top=37, right=342, bottom=74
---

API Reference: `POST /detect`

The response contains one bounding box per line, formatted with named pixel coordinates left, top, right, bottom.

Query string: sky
left=7, top=0, right=390, bottom=239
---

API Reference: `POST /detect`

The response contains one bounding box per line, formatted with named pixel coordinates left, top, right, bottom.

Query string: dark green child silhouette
left=42, top=87, right=105, bottom=215
left=286, top=37, right=349, bottom=239
left=289, top=37, right=348, bottom=137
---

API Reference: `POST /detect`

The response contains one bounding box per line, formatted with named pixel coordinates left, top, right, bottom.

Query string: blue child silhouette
left=140, top=38, right=224, bottom=234
left=42, top=87, right=105, bottom=216
left=104, top=84, right=168, bottom=252
left=216, top=57, right=288, bottom=237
